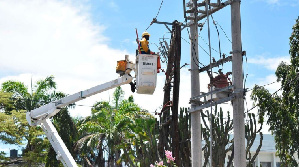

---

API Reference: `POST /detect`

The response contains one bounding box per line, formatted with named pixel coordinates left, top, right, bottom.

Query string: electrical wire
left=247, top=81, right=279, bottom=92
left=210, top=14, right=222, bottom=59
left=146, top=0, right=164, bottom=31
left=199, top=35, right=219, bottom=54
left=215, top=20, right=232, bottom=43
left=186, top=27, right=207, bottom=67
left=187, top=27, right=210, bottom=56
left=244, top=75, right=298, bottom=114
left=205, top=0, right=213, bottom=166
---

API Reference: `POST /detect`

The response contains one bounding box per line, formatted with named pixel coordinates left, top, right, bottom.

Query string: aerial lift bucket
left=135, top=54, right=158, bottom=95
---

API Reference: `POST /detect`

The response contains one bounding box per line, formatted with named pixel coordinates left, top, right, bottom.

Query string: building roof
left=203, top=134, right=277, bottom=152
left=250, top=134, right=276, bottom=152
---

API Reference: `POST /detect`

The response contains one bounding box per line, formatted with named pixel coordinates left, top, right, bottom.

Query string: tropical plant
left=0, top=76, right=67, bottom=166
left=201, top=107, right=233, bottom=167
left=201, top=106, right=263, bottom=167
left=75, top=86, right=159, bottom=167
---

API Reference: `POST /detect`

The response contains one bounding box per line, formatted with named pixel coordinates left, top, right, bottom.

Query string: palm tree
left=1, top=76, right=69, bottom=166
left=75, top=86, right=159, bottom=167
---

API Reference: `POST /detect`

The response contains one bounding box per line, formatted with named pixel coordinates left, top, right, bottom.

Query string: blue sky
left=0, top=0, right=298, bottom=156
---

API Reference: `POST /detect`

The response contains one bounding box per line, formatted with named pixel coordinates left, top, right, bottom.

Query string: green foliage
left=251, top=18, right=299, bottom=166
left=201, top=107, right=233, bottom=167
left=75, top=87, right=158, bottom=167
left=0, top=110, right=27, bottom=145
left=45, top=108, right=78, bottom=167
left=178, top=108, right=191, bottom=167
left=0, top=151, right=9, bottom=166
left=0, top=92, right=14, bottom=113
left=113, top=86, right=124, bottom=108
left=0, top=76, right=68, bottom=166
left=201, top=107, right=263, bottom=167
left=245, top=113, right=263, bottom=167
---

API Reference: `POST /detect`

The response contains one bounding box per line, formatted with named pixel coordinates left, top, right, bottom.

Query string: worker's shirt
left=139, top=38, right=150, bottom=54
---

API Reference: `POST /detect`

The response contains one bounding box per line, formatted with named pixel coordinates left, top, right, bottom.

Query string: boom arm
left=26, top=54, right=158, bottom=167
left=26, top=74, right=133, bottom=167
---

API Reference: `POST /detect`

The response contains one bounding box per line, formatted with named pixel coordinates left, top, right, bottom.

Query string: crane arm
left=25, top=54, right=158, bottom=167
left=26, top=74, right=133, bottom=126
left=26, top=74, right=133, bottom=167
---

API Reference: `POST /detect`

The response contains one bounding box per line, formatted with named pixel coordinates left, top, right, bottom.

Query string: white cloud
left=0, top=0, right=132, bottom=117
left=248, top=55, right=289, bottom=70
left=257, top=74, right=281, bottom=93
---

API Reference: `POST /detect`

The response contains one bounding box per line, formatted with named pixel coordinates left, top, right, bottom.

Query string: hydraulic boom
left=26, top=54, right=158, bottom=166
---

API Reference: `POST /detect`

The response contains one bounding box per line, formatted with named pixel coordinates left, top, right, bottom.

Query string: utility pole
left=158, top=33, right=174, bottom=158
left=189, top=0, right=202, bottom=166
left=172, top=20, right=181, bottom=166
left=185, top=0, right=245, bottom=166
left=231, top=0, right=246, bottom=166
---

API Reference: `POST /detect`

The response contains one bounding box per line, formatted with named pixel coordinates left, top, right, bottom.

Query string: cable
left=215, top=21, right=232, bottom=43
left=186, top=27, right=208, bottom=67
left=199, top=35, right=219, bottom=54
left=247, top=80, right=279, bottom=92
left=211, top=14, right=222, bottom=59
left=146, top=0, right=164, bottom=31
left=205, top=0, right=213, bottom=165
left=245, top=76, right=298, bottom=114
left=182, top=32, right=205, bottom=68
left=187, top=26, right=210, bottom=56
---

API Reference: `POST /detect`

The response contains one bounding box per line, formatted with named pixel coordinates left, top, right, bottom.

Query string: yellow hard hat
left=142, top=31, right=150, bottom=37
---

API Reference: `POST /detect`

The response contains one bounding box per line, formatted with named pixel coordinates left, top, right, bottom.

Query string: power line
left=215, top=20, right=232, bottom=43
left=247, top=80, right=279, bottom=92
left=199, top=35, right=219, bottom=54
left=181, top=36, right=205, bottom=67
left=245, top=76, right=298, bottom=114
left=187, top=26, right=210, bottom=56
left=146, top=0, right=164, bottom=31
left=211, top=14, right=222, bottom=59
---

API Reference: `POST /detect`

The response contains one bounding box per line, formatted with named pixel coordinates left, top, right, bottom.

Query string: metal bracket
left=80, top=91, right=86, bottom=98
left=164, top=24, right=172, bottom=33
left=190, top=85, right=234, bottom=101
left=198, top=56, right=233, bottom=73
left=189, top=95, right=234, bottom=113
left=232, top=88, right=247, bottom=99
left=230, top=50, right=246, bottom=56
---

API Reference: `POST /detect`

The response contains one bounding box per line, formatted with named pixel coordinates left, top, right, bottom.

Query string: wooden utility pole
left=158, top=35, right=174, bottom=158
left=172, top=20, right=181, bottom=166
left=231, top=0, right=246, bottom=166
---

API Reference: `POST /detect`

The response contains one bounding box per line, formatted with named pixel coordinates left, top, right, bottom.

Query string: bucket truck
left=26, top=54, right=159, bottom=167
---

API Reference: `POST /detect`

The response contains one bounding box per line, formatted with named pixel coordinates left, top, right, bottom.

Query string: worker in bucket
left=139, top=31, right=161, bottom=72
left=139, top=31, right=153, bottom=54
